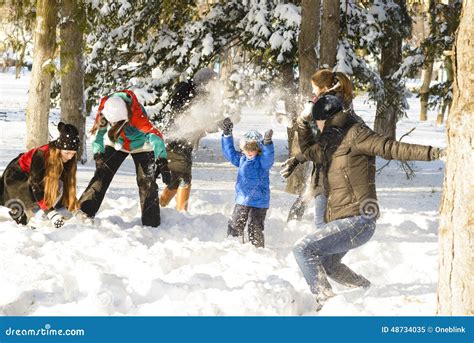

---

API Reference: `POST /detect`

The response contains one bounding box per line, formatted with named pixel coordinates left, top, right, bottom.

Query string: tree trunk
left=419, top=0, right=436, bottom=121
left=286, top=0, right=321, bottom=195
left=298, top=0, right=320, bottom=97
left=419, top=61, right=433, bottom=121
left=436, top=0, right=474, bottom=316
left=373, top=8, right=404, bottom=139
left=15, top=45, right=25, bottom=79
left=60, top=0, right=86, bottom=162
left=25, top=0, right=57, bottom=149
left=279, top=64, right=304, bottom=195
left=319, top=0, right=339, bottom=68
left=436, top=52, right=454, bottom=125
left=374, top=45, right=402, bottom=139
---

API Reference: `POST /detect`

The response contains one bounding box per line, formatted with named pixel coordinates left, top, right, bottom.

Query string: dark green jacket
left=298, top=110, right=435, bottom=222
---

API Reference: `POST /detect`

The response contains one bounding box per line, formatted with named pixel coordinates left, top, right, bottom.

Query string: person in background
left=0, top=122, right=80, bottom=228
left=292, top=93, right=445, bottom=311
left=159, top=68, right=219, bottom=212
left=80, top=90, right=169, bottom=227
left=282, top=70, right=362, bottom=225
left=220, top=118, right=274, bottom=248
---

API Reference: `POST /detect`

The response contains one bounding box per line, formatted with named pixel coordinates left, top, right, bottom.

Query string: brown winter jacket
left=298, top=110, right=436, bottom=222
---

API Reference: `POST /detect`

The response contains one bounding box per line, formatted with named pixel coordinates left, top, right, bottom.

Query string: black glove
left=280, top=153, right=306, bottom=178
left=47, top=210, right=65, bottom=228
left=9, top=209, right=27, bottom=225
left=221, top=117, right=233, bottom=136
left=155, top=158, right=171, bottom=185
left=263, top=129, right=273, bottom=145
left=94, top=153, right=106, bottom=169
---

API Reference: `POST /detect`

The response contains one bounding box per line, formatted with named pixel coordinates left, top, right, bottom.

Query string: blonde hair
left=311, top=69, right=354, bottom=106
left=43, top=147, right=79, bottom=211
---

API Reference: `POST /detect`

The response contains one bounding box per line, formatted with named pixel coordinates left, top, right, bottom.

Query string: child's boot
left=175, top=184, right=191, bottom=211
left=160, top=187, right=177, bottom=207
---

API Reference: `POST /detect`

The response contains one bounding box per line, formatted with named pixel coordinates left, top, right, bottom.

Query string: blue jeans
left=314, top=194, right=327, bottom=228
left=293, top=215, right=376, bottom=295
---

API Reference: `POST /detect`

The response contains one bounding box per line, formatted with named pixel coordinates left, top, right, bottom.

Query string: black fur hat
left=312, top=94, right=343, bottom=120
left=53, top=122, right=80, bottom=151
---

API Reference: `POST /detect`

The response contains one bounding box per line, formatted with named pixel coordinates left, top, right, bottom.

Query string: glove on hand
left=263, top=129, right=273, bottom=145
left=280, top=153, right=306, bottom=178
left=221, top=117, right=233, bottom=136
left=47, top=210, right=65, bottom=228
left=155, top=158, right=171, bottom=185
left=299, top=102, right=314, bottom=123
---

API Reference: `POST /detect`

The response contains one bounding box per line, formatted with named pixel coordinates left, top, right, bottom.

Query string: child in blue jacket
left=220, top=118, right=274, bottom=248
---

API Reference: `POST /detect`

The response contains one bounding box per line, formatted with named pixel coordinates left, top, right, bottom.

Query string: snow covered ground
left=0, top=71, right=445, bottom=316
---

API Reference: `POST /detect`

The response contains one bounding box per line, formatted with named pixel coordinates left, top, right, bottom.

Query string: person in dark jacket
left=292, top=94, right=445, bottom=311
left=282, top=70, right=362, bottom=224
left=159, top=68, right=219, bottom=212
left=221, top=118, right=274, bottom=248
left=0, top=122, right=81, bottom=228
left=79, top=90, right=168, bottom=227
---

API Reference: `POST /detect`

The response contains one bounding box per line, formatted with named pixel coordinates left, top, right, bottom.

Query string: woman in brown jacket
left=292, top=94, right=444, bottom=311
left=282, top=70, right=363, bottom=224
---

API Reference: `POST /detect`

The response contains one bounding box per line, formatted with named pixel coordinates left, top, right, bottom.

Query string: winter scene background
left=0, top=0, right=468, bottom=317
left=0, top=69, right=445, bottom=316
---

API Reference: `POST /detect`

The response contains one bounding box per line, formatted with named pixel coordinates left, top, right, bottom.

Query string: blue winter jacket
left=221, top=135, right=274, bottom=209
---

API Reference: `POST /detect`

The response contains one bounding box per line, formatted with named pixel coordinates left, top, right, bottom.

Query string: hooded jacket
left=92, top=90, right=166, bottom=159
left=222, top=135, right=274, bottom=208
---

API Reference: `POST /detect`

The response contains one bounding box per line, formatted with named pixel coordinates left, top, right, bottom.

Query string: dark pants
left=228, top=204, right=267, bottom=248
left=80, top=146, right=160, bottom=227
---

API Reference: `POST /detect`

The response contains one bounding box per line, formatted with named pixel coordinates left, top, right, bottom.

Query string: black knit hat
left=311, top=94, right=343, bottom=120
left=53, top=122, right=80, bottom=151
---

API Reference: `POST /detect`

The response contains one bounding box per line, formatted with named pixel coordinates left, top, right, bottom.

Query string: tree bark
left=60, top=0, right=86, bottom=162
left=298, top=0, right=320, bottom=97
left=374, top=38, right=403, bottom=138
left=419, top=0, right=436, bottom=121
left=419, top=61, right=433, bottom=121
left=374, top=0, right=407, bottom=139
left=436, top=0, right=474, bottom=316
left=279, top=64, right=303, bottom=195
left=287, top=0, right=321, bottom=195
left=319, top=0, right=339, bottom=68
left=25, top=0, right=57, bottom=149
left=436, top=52, right=454, bottom=126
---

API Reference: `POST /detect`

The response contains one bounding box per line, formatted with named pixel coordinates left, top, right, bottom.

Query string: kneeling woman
left=0, top=122, right=80, bottom=227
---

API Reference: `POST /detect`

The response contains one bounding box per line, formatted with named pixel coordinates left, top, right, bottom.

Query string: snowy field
left=0, top=71, right=445, bottom=316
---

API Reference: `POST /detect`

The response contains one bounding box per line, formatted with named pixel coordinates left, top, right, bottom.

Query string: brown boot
left=159, top=187, right=177, bottom=207
left=175, top=184, right=191, bottom=211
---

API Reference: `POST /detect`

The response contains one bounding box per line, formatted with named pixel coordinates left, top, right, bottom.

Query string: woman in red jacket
left=0, top=122, right=80, bottom=227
